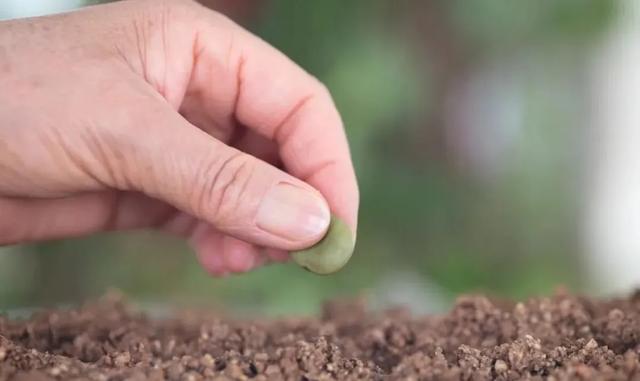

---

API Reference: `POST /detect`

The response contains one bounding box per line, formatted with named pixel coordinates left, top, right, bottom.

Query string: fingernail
left=257, top=183, right=330, bottom=241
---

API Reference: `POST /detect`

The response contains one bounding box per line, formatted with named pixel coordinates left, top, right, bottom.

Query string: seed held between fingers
left=291, top=216, right=355, bottom=275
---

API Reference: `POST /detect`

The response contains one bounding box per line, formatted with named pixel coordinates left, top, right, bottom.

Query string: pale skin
left=0, top=0, right=359, bottom=276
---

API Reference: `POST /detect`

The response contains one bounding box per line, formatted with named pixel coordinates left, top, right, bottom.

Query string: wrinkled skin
left=0, top=0, right=358, bottom=276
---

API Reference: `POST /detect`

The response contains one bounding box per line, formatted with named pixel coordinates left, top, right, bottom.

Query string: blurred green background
left=0, top=0, right=618, bottom=315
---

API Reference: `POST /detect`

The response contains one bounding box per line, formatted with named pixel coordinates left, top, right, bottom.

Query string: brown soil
left=2, top=290, right=640, bottom=380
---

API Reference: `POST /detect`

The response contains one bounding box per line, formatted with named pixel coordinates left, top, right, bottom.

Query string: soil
left=3, top=290, right=640, bottom=380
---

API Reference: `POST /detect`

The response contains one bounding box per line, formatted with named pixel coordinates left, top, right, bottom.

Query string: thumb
left=116, top=104, right=330, bottom=251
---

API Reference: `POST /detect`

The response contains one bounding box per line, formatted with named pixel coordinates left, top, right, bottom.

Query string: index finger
left=193, top=12, right=359, bottom=232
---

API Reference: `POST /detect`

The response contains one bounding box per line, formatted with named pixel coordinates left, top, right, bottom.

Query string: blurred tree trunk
left=399, top=1, right=474, bottom=171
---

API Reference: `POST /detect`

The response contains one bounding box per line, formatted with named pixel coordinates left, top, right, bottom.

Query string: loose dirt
left=2, top=290, right=640, bottom=380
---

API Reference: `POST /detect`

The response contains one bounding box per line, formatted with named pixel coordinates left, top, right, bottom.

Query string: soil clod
left=3, top=291, right=640, bottom=380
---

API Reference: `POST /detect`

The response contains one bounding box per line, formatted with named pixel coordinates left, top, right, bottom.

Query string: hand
left=0, top=0, right=358, bottom=276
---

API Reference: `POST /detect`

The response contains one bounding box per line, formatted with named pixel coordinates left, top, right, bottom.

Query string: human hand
left=0, top=0, right=358, bottom=276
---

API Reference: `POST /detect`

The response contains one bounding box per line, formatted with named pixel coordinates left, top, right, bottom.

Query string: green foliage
left=451, top=0, right=615, bottom=53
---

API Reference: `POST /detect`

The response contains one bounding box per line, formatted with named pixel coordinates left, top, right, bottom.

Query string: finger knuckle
left=307, top=76, right=330, bottom=98
left=193, top=153, right=255, bottom=222
left=129, top=0, right=202, bottom=28
left=315, top=81, right=331, bottom=96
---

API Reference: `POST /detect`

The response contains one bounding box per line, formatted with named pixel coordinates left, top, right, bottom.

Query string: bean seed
left=292, top=216, right=355, bottom=274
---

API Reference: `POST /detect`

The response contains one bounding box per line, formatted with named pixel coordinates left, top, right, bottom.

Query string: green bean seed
left=292, top=216, right=355, bottom=275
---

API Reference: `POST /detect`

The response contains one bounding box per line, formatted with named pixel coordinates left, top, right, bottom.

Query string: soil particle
left=4, top=290, right=640, bottom=380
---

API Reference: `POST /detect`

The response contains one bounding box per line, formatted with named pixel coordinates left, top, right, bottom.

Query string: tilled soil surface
left=2, top=291, right=640, bottom=380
